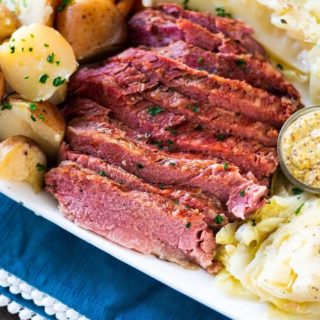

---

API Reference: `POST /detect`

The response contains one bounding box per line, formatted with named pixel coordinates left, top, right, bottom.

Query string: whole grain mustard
left=282, top=110, right=320, bottom=188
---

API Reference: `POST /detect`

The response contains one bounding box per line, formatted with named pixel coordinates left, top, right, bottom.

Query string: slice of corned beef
left=70, top=67, right=279, bottom=147
left=110, top=48, right=300, bottom=126
left=153, top=41, right=300, bottom=99
left=128, top=9, right=246, bottom=55
left=156, top=3, right=267, bottom=57
left=63, top=97, right=278, bottom=179
left=65, top=114, right=267, bottom=218
left=45, top=162, right=221, bottom=273
left=59, top=144, right=227, bottom=229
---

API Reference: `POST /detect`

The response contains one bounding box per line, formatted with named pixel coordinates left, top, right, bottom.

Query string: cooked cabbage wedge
left=0, top=135, right=47, bottom=192
left=216, top=190, right=320, bottom=317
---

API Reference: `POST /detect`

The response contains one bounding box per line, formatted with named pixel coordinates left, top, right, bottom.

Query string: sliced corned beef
left=153, top=41, right=299, bottom=99
left=70, top=69, right=279, bottom=147
left=45, top=162, right=221, bottom=272
left=59, top=144, right=227, bottom=229
left=63, top=97, right=278, bottom=179
left=110, top=48, right=299, bottom=126
left=128, top=9, right=246, bottom=55
left=65, top=114, right=267, bottom=218
left=157, top=3, right=267, bottom=57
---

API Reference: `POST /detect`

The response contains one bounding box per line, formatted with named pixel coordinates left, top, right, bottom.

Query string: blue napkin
left=0, top=193, right=229, bottom=320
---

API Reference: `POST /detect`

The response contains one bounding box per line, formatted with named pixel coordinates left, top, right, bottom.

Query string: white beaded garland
left=7, top=301, right=21, bottom=314
left=0, top=268, right=88, bottom=319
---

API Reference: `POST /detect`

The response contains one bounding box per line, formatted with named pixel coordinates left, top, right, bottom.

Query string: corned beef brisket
left=45, top=4, right=301, bottom=272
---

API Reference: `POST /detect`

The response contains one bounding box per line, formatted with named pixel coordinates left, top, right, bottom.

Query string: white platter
left=0, top=180, right=270, bottom=320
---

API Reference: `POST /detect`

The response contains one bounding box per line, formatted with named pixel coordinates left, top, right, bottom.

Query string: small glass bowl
left=277, top=106, right=320, bottom=194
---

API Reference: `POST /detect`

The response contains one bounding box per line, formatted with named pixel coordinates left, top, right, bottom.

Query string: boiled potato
left=0, top=4, right=20, bottom=42
left=0, top=0, right=59, bottom=26
left=0, top=69, right=5, bottom=101
left=116, top=0, right=136, bottom=18
left=0, top=94, right=66, bottom=161
left=0, top=135, right=47, bottom=192
left=56, top=0, right=127, bottom=61
left=0, top=23, right=78, bottom=102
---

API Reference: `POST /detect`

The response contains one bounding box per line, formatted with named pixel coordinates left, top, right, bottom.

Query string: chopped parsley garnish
left=44, top=43, right=49, bottom=48
left=214, top=215, right=224, bottom=224
left=236, top=59, right=246, bottom=67
left=292, top=187, right=303, bottom=195
left=98, top=171, right=107, bottom=177
left=136, top=163, right=144, bottom=169
left=39, top=74, right=49, bottom=84
left=1, top=103, right=12, bottom=110
left=252, top=219, right=257, bottom=227
left=223, top=162, right=229, bottom=170
left=57, top=0, right=74, bottom=12
left=167, top=140, right=174, bottom=151
left=166, top=127, right=178, bottom=136
left=185, top=205, right=191, bottom=209
left=56, top=61, right=61, bottom=66
left=159, top=184, right=165, bottom=190
left=169, top=161, right=176, bottom=166
left=29, top=47, right=33, bottom=52
left=197, top=57, right=204, bottom=65
left=174, top=200, right=180, bottom=204
left=182, top=0, right=189, bottom=9
left=29, top=103, right=37, bottom=111
left=295, top=203, right=304, bottom=216
left=215, top=7, right=232, bottom=18
left=187, top=104, right=200, bottom=113
left=30, top=114, right=36, bottom=122
left=30, top=33, right=34, bottom=38
left=185, top=221, right=191, bottom=229
left=280, top=18, right=287, bottom=24
left=9, top=46, right=15, bottom=54
left=39, top=114, right=45, bottom=121
left=239, top=189, right=246, bottom=197
left=147, top=106, right=163, bottom=116
left=192, top=104, right=199, bottom=113
left=153, top=140, right=163, bottom=150
left=216, top=134, right=226, bottom=141
left=276, top=63, right=284, bottom=70
left=24, top=76, right=29, bottom=80
left=53, top=76, right=66, bottom=87
left=47, top=52, right=55, bottom=64
left=36, top=163, right=46, bottom=172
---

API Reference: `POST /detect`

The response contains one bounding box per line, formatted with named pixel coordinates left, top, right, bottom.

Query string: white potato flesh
left=0, top=95, right=66, bottom=160
left=0, top=135, right=47, bottom=192
left=0, top=23, right=78, bottom=101
left=0, top=0, right=58, bottom=26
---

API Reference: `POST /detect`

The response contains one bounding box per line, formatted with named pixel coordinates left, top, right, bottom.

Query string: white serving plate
left=0, top=180, right=270, bottom=320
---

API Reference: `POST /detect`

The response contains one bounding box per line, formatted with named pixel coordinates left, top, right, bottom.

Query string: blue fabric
left=0, top=193, right=229, bottom=320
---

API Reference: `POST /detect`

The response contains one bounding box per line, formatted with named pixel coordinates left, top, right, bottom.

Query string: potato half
left=0, top=95, right=66, bottom=161
left=0, top=135, right=47, bottom=192
left=56, top=0, right=127, bottom=61
left=0, top=23, right=78, bottom=102
left=0, top=0, right=58, bottom=26
left=0, top=4, right=20, bottom=42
